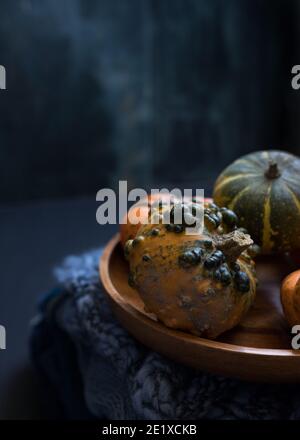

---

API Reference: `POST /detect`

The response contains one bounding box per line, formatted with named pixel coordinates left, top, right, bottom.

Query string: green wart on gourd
left=176, top=229, right=253, bottom=293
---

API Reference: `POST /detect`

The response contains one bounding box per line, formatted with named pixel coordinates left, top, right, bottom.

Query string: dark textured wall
left=0, top=0, right=298, bottom=202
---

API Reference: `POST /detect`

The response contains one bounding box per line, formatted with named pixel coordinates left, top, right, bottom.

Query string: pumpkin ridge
left=228, top=185, right=253, bottom=212
left=214, top=173, right=260, bottom=194
left=233, top=158, right=263, bottom=168
left=262, top=151, right=269, bottom=158
left=262, top=185, right=273, bottom=252
left=282, top=182, right=300, bottom=217
left=281, top=176, right=300, bottom=195
left=263, top=154, right=277, bottom=175
left=281, top=176, right=300, bottom=187
left=241, top=155, right=266, bottom=169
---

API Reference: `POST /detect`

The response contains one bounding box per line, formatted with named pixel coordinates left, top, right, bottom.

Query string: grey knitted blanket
left=32, top=248, right=300, bottom=420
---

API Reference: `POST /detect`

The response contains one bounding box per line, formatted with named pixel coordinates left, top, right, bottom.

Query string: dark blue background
left=1, top=0, right=299, bottom=202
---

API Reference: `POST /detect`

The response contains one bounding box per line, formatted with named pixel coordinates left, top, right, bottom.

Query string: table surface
left=0, top=197, right=117, bottom=419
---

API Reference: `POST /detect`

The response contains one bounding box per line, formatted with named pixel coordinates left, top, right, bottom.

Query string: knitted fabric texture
left=31, top=248, right=300, bottom=420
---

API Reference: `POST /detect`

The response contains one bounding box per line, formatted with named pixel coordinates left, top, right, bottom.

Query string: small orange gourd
left=281, top=270, right=300, bottom=327
left=126, top=200, right=257, bottom=338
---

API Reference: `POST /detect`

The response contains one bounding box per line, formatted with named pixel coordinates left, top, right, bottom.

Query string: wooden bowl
left=100, top=234, right=300, bottom=382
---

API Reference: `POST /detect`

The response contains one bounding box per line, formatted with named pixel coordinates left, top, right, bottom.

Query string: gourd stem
left=265, top=161, right=281, bottom=179
left=214, top=230, right=253, bottom=262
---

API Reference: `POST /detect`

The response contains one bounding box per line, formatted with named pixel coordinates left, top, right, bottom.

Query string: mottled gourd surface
left=126, top=200, right=257, bottom=339
left=120, top=193, right=176, bottom=247
left=213, top=150, right=300, bottom=254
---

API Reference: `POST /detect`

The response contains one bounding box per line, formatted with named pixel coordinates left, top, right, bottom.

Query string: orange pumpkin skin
left=127, top=201, right=257, bottom=339
left=120, top=204, right=149, bottom=247
left=120, top=193, right=176, bottom=247
left=120, top=194, right=213, bottom=247
left=281, top=270, right=300, bottom=327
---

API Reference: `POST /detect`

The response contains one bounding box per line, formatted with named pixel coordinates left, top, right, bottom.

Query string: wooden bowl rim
left=100, top=234, right=300, bottom=359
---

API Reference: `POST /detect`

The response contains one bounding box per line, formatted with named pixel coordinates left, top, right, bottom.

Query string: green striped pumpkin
left=213, top=150, right=300, bottom=254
